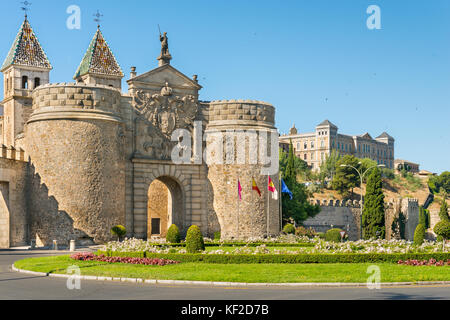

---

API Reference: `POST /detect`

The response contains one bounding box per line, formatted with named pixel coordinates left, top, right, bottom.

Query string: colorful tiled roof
left=1, top=17, right=52, bottom=72
left=74, top=27, right=123, bottom=79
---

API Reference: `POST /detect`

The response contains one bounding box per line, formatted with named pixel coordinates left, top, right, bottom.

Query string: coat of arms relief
left=132, top=82, right=198, bottom=160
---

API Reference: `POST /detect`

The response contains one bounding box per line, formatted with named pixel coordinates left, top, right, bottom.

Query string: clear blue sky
left=1, top=0, right=449, bottom=173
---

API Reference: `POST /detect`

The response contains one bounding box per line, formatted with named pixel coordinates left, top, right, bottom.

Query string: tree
left=433, top=199, right=450, bottom=241
left=332, top=155, right=360, bottom=198
left=362, top=168, right=385, bottom=239
left=419, top=206, right=429, bottom=229
left=414, top=224, right=426, bottom=245
left=438, top=198, right=449, bottom=222
left=281, top=178, right=320, bottom=224
left=279, top=146, right=308, bottom=181
left=428, top=172, right=450, bottom=194
left=319, top=150, right=340, bottom=186
left=111, top=225, right=127, bottom=241
left=285, top=140, right=297, bottom=182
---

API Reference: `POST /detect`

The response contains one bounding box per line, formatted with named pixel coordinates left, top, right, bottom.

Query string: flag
left=268, top=176, right=278, bottom=200
left=252, top=178, right=261, bottom=197
left=281, top=179, right=293, bottom=200
left=238, top=179, right=242, bottom=201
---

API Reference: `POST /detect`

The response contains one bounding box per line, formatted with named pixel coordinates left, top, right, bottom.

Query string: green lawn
left=14, top=255, right=450, bottom=283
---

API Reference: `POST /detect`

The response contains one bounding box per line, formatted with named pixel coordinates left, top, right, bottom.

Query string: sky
left=0, top=0, right=449, bottom=174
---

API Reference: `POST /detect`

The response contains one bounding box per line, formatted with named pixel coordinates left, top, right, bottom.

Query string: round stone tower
left=24, top=83, right=126, bottom=245
left=206, top=100, right=280, bottom=240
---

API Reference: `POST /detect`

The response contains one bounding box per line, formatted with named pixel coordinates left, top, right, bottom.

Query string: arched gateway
left=0, top=20, right=280, bottom=247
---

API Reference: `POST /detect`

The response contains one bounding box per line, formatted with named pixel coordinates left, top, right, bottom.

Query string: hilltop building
left=279, top=120, right=395, bottom=171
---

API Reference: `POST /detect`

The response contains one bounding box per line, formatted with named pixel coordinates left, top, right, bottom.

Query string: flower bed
left=97, top=250, right=450, bottom=264
left=102, top=238, right=450, bottom=255
left=71, top=252, right=180, bottom=266
left=397, top=259, right=450, bottom=267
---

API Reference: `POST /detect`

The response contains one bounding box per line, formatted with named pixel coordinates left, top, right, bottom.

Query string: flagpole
left=279, top=174, right=282, bottom=232
left=237, top=171, right=240, bottom=240
left=266, top=175, right=270, bottom=238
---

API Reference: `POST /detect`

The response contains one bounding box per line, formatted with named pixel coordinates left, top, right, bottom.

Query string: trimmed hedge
left=145, top=242, right=315, bottom=248
left=99, top=250, right=450, bottom=264
left=185, top=225, right=205, bottom=253
left=166, top=224, right=181, bottom=244
left=325, top=228, right=343, bottom=243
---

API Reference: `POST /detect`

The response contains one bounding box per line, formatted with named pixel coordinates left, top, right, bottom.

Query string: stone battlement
left=208, top=99, right=275, bottom=126
left=29, top=82, right=123, bottom=124
left=309, top=199, right=362, bottom=208
left=0, top=145, right=26, bottom=162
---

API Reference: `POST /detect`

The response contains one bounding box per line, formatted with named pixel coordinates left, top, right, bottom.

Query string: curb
left=11, top=264, right=450, bottom=288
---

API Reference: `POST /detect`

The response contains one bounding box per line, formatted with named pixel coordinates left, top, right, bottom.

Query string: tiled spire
left=1, top=16, right=52, bottom=72
left=74, top=27, right=123, bottom=79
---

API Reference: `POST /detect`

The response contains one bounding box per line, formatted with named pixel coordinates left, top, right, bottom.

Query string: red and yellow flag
left=268, top=176, right=278, bottom=200
left=252, top=178, right=261, bottom=197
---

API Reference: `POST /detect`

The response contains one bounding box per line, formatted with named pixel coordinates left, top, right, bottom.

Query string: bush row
left=98, top=250, right=450, bottom=264
left=144, top=242, right=315, bottom=248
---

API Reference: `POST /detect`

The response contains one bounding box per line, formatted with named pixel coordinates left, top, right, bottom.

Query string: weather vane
left=20, top=0, right=32, bottom=17
left=93, top=10, right=103, bottom=27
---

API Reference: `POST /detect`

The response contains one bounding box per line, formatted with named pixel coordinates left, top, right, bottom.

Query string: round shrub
left=166, top=224, right=181, bottom=243
left=214, top=231, right=221, bottom=241
left=283, top=224, right=295, bottom=235
left=325, top=228, right=343, bottom=243
left=414, top=224, right=426, bottom=245
left=433, top=221, right=450, bottom=240
left=185, top=225, right=205, bottom=253
left=317, top=232, right=326, bottom=239
left=111, top=225, right=127, bottom=241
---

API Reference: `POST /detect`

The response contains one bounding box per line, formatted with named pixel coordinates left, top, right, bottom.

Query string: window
left=321, top=140, right=324, bottom=148
left=304, top=154, right=307, bottom=160
left=34, top=77, right=40, bottom=88
left=22, top=76, right=28, bottom=89
left=297, top=143, right=300, bottom=150
left=311, top=141, right=314, bottom=148
left=304, top=142, right=307, bottom=150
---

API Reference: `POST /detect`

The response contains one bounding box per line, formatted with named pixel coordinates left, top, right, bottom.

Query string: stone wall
left=24, top=83, right=126, bottom=246
left=205, top=100, right=280, bottom=240
left=304, top=199, right=361, bottom=240
left=0, top=147, right=28, bottom=248
left=304, top=198, right=419, bottom=241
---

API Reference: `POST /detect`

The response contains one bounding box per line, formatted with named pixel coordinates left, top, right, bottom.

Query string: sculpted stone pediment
left=127, top=64, right=202, bottom=93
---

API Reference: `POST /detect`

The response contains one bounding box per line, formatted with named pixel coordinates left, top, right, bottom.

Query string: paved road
left=1, top=251, right=449, bottom=300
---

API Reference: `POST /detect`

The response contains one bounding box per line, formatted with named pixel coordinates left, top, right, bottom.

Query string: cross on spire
left=93, top=10, right=103, bottom=28
left=20, top=0, right=32, bottom=18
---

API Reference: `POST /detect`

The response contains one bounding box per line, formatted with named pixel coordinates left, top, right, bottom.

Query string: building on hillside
left=279, top=120, right=395, bottom=171
left=394, top=159, right=420, bottom=174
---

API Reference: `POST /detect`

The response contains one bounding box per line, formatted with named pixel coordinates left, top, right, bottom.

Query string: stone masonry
left=0, top=17, right=280, bottom=247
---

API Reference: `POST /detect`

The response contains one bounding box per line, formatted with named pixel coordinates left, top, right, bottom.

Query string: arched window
left=34, top=77, right=40, bottom=88
left=22, top=76, right=28, bottom=89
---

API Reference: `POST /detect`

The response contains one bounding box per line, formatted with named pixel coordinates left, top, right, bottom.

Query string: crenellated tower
left=0, top=15, right=52, bottom=147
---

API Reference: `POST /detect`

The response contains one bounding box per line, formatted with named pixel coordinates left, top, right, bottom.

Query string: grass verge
left=14, top=255, right=450, bottom=283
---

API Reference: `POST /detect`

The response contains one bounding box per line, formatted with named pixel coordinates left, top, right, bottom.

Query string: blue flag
left=281, top=179, right=293, bottom=200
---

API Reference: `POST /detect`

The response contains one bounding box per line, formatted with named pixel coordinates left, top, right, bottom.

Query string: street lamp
left=340, top=162, right=385, bottom=239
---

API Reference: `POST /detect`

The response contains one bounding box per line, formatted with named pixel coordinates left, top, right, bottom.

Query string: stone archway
left=147, top=176, right=184, bottom=239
